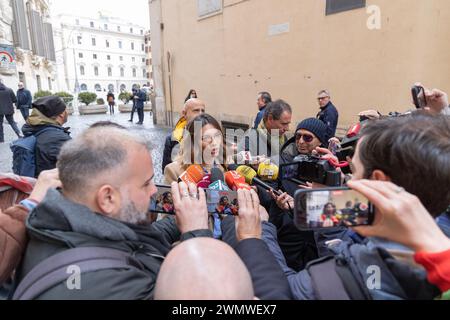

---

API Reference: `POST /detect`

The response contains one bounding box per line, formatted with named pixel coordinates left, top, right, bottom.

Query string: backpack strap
left=308, top=257, right=351, bottom=300
left=334, top=255, right=371, bottom=300
left=13, top=247, right=137, bottom=300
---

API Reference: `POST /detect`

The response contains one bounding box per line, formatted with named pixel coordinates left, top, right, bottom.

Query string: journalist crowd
left=0, top=79, right=449, bottom=300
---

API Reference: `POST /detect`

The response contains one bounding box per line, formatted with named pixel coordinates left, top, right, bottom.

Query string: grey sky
left=50, top=0, right=150, bottom=29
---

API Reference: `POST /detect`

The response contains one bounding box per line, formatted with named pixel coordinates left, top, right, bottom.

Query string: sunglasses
left=296, top=133, right=315, bottom=143
left=318, top=96, right=329, bottom=101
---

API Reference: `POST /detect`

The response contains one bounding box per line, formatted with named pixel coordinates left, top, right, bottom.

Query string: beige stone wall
left=158, top=0, right=450, bottom=130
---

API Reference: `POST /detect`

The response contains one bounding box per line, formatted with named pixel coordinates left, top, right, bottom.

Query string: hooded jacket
left=21, top=109, right=71, bottom=177
left=0, top=83, right=17, bottom=116
left=16, top=189, right=212, bottom=300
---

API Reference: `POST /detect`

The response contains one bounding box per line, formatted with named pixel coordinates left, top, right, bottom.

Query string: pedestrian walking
left=16, top=82, right=32, bottom=121
left=0, top=79, right=22, bottom=143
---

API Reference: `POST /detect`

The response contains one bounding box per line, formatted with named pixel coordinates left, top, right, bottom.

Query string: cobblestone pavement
left=0, top=110, right=170, bottom=183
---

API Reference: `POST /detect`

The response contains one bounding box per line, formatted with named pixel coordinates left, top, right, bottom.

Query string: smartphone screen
left=149, top=185, right=175, bottom=214
left=412, top=86, right=427, bottom=109
left=149, top=185, right=239, bottom=215
left=294, top=187, right=374, bottom=229
left=206, top=189, right=239, bottom=215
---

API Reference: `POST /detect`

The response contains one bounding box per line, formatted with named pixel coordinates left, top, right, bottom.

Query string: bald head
left=155, top=238, right=254, bottom=300
left=57, top=127, right=150, bottom=196
left=183, top=99, right=206, bottom=123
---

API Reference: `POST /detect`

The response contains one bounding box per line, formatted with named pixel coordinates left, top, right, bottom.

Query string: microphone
left=197, top=174, right=211, bottom=189
left=224, top=171, right=252, bottom=191
left=178, top=165, right=206, bottom=185
left=257, top=161, right=279, bottom=181
left=234, top=151, right=253, bottom=165
left=236, top=165, right=281, bottom=196
left=209, top=168, right=230, bottom=191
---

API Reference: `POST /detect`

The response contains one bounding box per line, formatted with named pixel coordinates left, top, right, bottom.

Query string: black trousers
left=108, top=102, right=115, bottom=114
left=137, top=107, right=144, bottom=124
left=129, top=104, right=137, bottom=121
left=0, top=114, right=21, bottom=142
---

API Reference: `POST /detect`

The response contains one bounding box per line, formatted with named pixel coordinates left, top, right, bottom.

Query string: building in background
left=0, top=0, right=57, bottom=93
left=149, top=0, right=450, bottom=130
left=54, top=13, right=148, bottom=99
left=144, top=30, right=153, bottom=87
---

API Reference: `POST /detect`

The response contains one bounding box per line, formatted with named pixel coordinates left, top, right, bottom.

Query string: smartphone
left=412, top=85, right=427, bottom=109
left=206, top=189, right=239, bottom=216
left=149, top=185, right=175, bottom=214
left=149, top=185, right=238, bottom=215
left=294, top=187, right=375, bottom=230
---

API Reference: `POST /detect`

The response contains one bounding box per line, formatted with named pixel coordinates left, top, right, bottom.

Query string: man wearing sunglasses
left=316, top=90, right=339, bottom=141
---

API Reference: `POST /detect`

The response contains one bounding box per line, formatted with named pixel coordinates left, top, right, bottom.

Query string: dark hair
left=258, top=92, right=272, bottom=105
left=323, top=202, right=336, bottom=215
left=183, top=113, right=227, bottom=166
left=185, top=89, right=198, bottom=103
left=89, top=121, right=126, bottom=130
left=358, top=114, right=450, bottom=217
left=263, top=99, right=292, bottom=121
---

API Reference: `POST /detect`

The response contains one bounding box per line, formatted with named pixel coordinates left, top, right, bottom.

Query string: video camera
left=280, top=154, right=342, bottom=187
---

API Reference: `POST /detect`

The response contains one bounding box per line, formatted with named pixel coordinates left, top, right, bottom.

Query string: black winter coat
left=16, top=189, right=212, bottom=300
left=0, top=83, right=17, bottom=116
left=22, top=124, right=71, bottom=177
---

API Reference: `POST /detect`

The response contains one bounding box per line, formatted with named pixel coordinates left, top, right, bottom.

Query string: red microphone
left=178, top=165, right=206, bottom=185
left=224, top=171, right=252, bottom=191
left=197, top=174, right=212, bottom=189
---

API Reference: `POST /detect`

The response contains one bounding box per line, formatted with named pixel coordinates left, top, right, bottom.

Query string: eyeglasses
left=202, top=132, right=222, bottom=143
left=296, top=133, right=315, bottom=143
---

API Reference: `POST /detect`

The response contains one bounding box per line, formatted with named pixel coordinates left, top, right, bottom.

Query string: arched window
left=80, top=84, right=88, bottom=91
left=108, top=84, right=115, bottom=92
left=80, top=66, right=85, bottom=76
left=94, top=66, right=99, bottom=76
left=143, top=69, right=146, bottom=78
left=107, top=67, right=112, bottom=77
left=94, top=84, right=102, bottom=92
left=120, top=67, right=124, bottom=77
left=132, top=68, right=136, bottom=78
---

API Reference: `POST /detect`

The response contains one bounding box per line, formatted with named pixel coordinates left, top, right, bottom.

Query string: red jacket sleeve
left=414, top=249, right=450, bottom=293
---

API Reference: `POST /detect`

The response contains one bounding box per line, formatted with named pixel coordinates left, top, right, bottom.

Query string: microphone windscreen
left=179, top=165, right=205, bottom=185
left=236, top=166, right=257, bottom=185
left=197, top=174, right=211, bottom=189
left=258, top=162, right=279, bottom=181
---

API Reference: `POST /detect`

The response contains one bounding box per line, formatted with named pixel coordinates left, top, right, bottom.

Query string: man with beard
left=14, top=126, right=212, bottom=300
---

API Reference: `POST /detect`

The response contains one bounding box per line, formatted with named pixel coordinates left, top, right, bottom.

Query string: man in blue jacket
left=133, top=86, right=147, bottom=125
left=16, top=82, right=32, bottom=121
left=316, top=90, right=339, bottom=141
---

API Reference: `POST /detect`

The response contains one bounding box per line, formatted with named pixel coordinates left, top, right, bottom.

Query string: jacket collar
left=27, top=189, right=140, bottom=245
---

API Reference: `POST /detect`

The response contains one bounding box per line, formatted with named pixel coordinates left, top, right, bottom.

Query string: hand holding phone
left=347, top=180, right=450, bottom=253
left=294, top=187, right=375, bottom=230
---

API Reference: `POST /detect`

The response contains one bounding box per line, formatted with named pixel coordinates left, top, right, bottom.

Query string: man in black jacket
left=15, top=126, right=213, bottom=300
left=0, top=80, right=22, bottom=143
left=156, top=189, right=293, bottom=300
left=21, top=96, right=71, bottom=177
left=316, top=90, right=339, bottom=141
left=16, top=82, right=32, bottom=121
